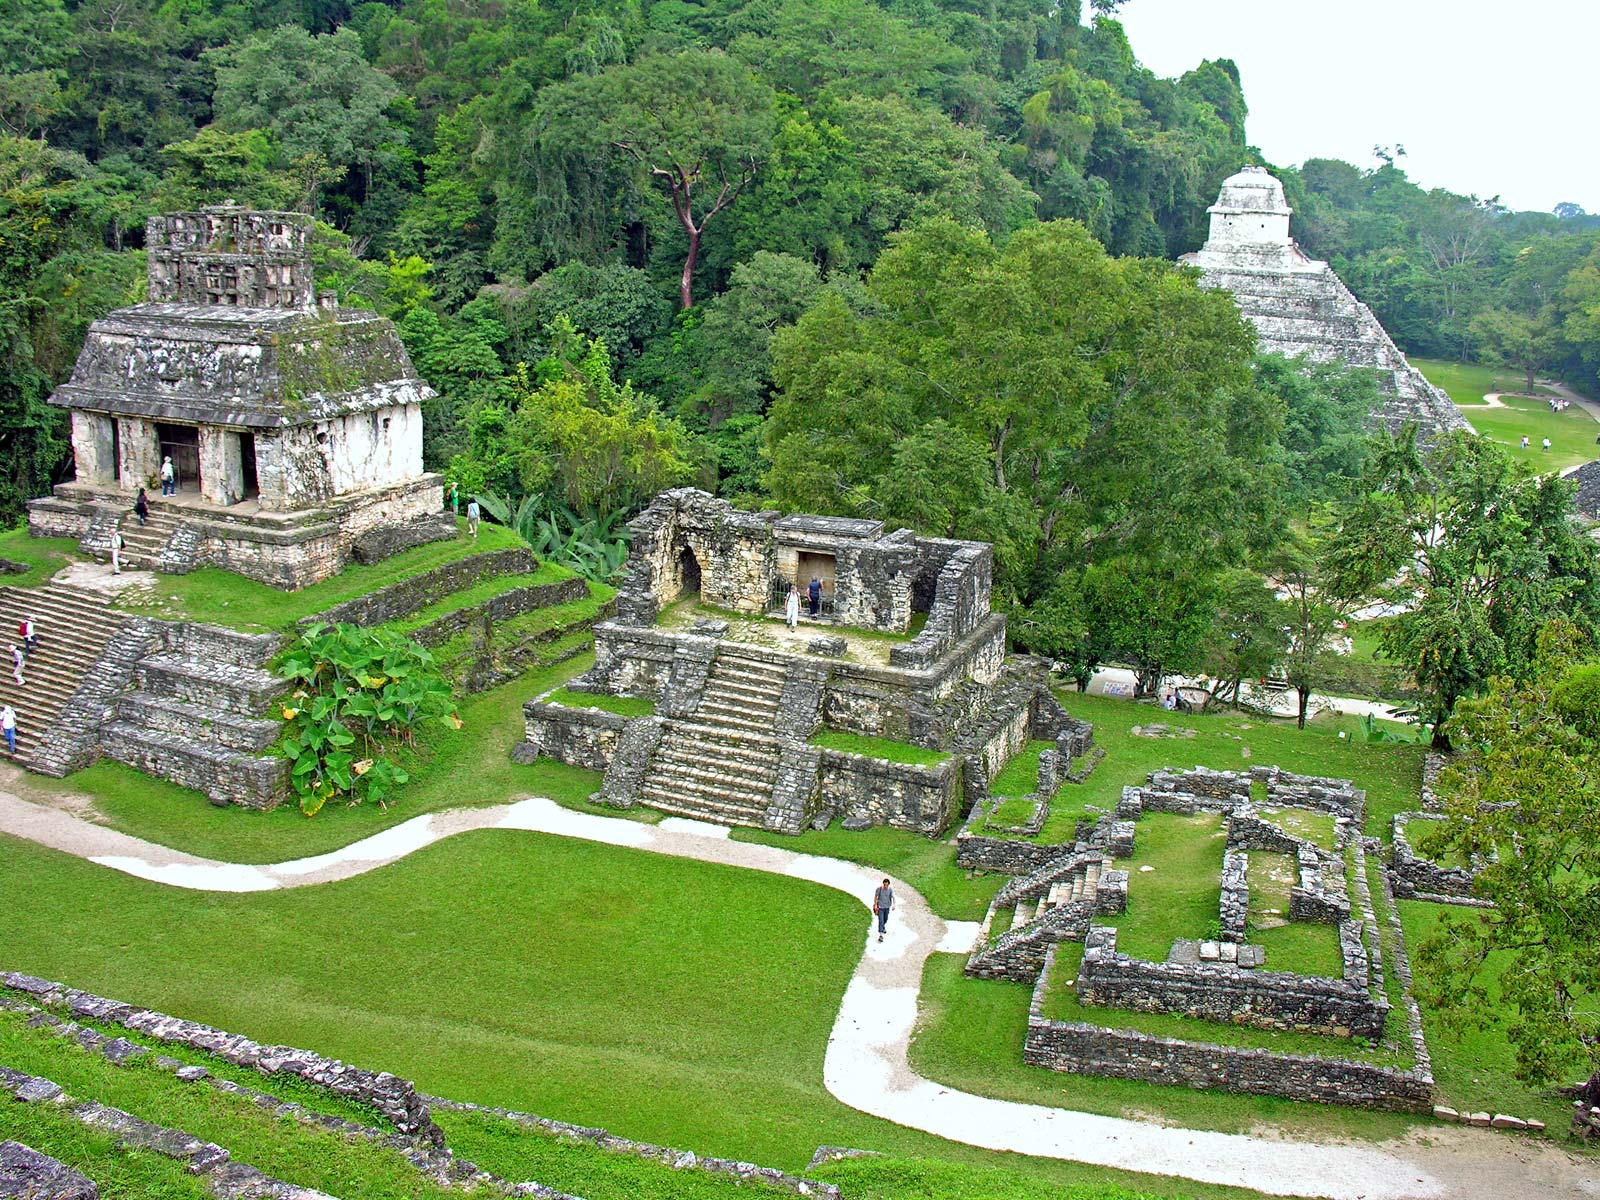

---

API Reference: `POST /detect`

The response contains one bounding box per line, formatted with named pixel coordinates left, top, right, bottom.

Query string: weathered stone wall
left=305, top=548, right=537, bottom=626
left=1076, top=926, right=1386, bottom=1039
left=588, top=621, right=679, bottom=700
left=409, top=577, right=589, bottom=648
left=1390, top=812, right=1483, bottom=902
left=351, top=514, right=456, bottom=565
left=522, top=699, right=624, bottom=772
left=817, top=749, right=959, bottom=836
left=1255, top=765, right=1365, bottom=822
left=256, top=400, right=425, bottom=510
left=1025, top=949, right=1430, bottom=1111
left=3, top=972, right=444, bottom=1148
left=1220, top=850, right=1249, bottom=942
left=889, top=542, right=993, bottom=670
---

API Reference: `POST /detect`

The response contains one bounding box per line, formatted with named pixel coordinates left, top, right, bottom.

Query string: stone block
left=1490, top=1114, right=1526, bottom=1130
left=807, top=635, right=847, bottom=657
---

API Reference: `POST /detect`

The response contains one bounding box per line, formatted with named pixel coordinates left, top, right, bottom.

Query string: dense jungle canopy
left=4, top=0, right=1600, bottom=731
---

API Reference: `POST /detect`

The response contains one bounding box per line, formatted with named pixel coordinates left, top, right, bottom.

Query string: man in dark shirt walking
left=872, top=878, right=894, bottom=942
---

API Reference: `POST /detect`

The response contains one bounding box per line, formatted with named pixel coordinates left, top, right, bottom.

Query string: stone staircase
left=965, top=849, right=1128, bottom=982
left=639, top=647, right=788, bottom=828
left=101, top=625, right=288, bottom=808
left=0, top=584, right=124, bottom=765
left=110, top=509, right=183, bottom=570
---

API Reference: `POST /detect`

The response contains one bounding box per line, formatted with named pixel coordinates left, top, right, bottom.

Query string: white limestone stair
left=638, top=647, right=788, bottom=827
left=0, top=584, right=123, bottom=764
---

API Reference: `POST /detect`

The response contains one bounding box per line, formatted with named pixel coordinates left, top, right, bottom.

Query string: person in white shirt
left=0, top=704, right=14, bottom=754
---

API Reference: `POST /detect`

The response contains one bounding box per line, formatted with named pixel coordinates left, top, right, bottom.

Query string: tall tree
left=1333, top=428, right=1600, bottom=746
left=530, top=52, right=776, bottom=309
left=1417, top=624, right=1600, bottom=1098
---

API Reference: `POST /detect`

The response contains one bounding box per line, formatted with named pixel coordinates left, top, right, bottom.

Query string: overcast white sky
left=1114, top=0, right=1598, bottom=214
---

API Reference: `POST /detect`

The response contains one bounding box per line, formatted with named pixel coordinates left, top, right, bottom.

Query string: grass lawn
left=383, top=559, right=576, bottom=635
left=0, top=1008, right=462, bottom=1199
left=1052, top=692, right=1425, bottom=843
left=111, top=519, right=527, bottom=631
left=732, top=823, right=1003, bottom=922
left=1397, top=899, right=1584, bottom=1132
left=990, top=738, right=1054, bottom=796
left=1245, top=851, right=1344, bottom=978
left=0, top=525, right=80, bottom=585
left=0, top=833, right=1270, bottom=1200
left=909, top=953, right=1419, bottom=1141
left=1255, top=807, right=1337, bottom=852
left=29, top=652, right=607, bottom=863
left=1411, top=357, right=1548, bottom=404
left=542, top=686, right=655, bottom=718
left=1098, top=811, right=1224, bottom=959
left=1451, top=392, right=1597, bottom=473
left=810, top=729, right=948, bottom=767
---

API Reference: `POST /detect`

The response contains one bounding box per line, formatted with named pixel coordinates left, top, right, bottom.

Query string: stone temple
left=28, top=206, right=447, bottom=589
left=523, top=488, right=1090, bottom=835
left=1183, top=167, right=1468, bottom=439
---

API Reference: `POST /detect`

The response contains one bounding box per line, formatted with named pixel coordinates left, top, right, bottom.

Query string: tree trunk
left=1525, top=364, right=1536, bottom=393
left=1296, top=685, right=1310, bottom=730
left=1430, top=724, right=1453, bottom=751
left=680, top=227, right=700, bottom=310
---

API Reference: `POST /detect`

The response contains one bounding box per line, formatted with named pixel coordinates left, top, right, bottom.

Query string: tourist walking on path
left=0, top=704, right=14, bottom=754
left=11, top=645, right=24, bottom=687
left=808, top=576, right=822, bottom=618
left=466, top=498, right=481, bottom=540
left=1521, top=435, right=1530, bottom=450
left=20, top=618, right=37, bottom=654
left=1543, top=437, right=1552, bottom=452
left=110, top=528, right=123, bottom=574
left=134, top=489, right=149, bottom=526
left=160, top=456, right=175, bottom=496
left=785, top=583, right=800, bottom=630
left=872, top=877, right=894, bottom=942
left=447, top=482, right=460, bottom=520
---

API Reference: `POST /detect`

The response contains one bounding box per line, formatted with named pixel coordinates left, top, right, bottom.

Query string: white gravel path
left=4, top=790, right=1593, bottom=1199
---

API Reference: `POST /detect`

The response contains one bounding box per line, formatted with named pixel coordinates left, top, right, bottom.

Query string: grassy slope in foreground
left=0, top=831, right=1268, bottom=1200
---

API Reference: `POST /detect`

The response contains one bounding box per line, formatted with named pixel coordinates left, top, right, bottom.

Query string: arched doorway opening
left=678, top=545, right=702, bottom=601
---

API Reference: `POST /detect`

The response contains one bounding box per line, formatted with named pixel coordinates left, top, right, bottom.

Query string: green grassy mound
left=112, top=519, right=526, bottom=630
left=0, top=526, right=78, bottom=586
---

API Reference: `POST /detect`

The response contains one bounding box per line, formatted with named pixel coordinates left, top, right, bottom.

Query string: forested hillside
left=1, top=0, right=1248, bottom=519
left=6, top=0, right=1600, bottom=739
left=1281, top=152, right=1600, bottom=394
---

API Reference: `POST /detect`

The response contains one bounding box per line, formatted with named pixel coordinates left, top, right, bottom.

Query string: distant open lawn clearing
left=1411, top=357, right=1550, bottom=404
left=1452, top=392, right=1597, bottom=472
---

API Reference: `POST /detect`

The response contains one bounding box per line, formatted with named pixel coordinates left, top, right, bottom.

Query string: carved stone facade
left=28, top=205, right=443, bottom=589
left=1183, top=167, right=1469, bottom=441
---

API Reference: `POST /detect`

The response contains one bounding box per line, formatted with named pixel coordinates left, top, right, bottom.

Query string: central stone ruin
left=522, top=488, right=1088, bottom=834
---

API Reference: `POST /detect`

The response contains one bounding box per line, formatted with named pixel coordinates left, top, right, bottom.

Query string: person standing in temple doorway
left=160, top=455, right=175, bottom=496
left=873, top=878, right=895, bottom=942
left=808, top=575, right=822, bottom=618
left=785, top=581, right=800, bottom=631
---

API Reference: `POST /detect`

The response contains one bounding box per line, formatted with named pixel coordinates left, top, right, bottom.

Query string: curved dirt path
left=2, top=790, right=1594, bottom=1200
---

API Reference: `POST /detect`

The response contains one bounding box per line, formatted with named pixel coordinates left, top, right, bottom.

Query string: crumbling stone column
left=70, top=411, right=118, bottom=485
left=116, top=418, right=160, bottom=488
left=198, top=426, right=244, bottom=506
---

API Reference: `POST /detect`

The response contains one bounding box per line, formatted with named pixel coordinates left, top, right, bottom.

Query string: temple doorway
left=678, top=546, right=702, bottom=601
left=238, top=432, right=259, bottom=499
left=796, top=551, right=836, bottom=618
left=154, top=423, right=200, bottom=493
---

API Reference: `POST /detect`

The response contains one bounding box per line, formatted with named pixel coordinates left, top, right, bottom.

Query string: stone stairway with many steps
left=0, top=583, right=125, bottom=765
left=965, top=848, right=1127, bottom=983
left=101, top=625, right=288, bottom=808
left=639, top=647, right=789, bottom=828
left=106, top=509, right=184, bottom=571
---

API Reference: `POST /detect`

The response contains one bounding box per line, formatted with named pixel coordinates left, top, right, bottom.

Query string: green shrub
left=279, top=623, right=461, bottom=816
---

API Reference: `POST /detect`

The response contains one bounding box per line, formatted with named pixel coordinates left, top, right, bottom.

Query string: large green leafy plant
left=279, top=624, right=461, bottom=816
